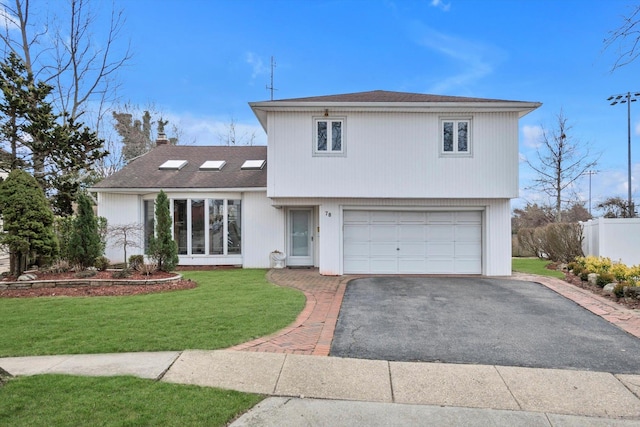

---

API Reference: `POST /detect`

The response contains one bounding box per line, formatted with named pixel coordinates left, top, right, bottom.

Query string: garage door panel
left=399, top=211, right=426, bottom=223
left=456, top=211, right=482, bottom=223
left=399, top=259, right=427, bottom=273
left=343, top=258, right=370, bottom=274
left=398, top=224, right=425, bottom=241
left=370, top=225, right=396, bottom=241
left=370, top=258, right=398, bottom=274
left=344, top=224, right=369, bottom=240
left=343, top=210, right=482, bottom=275
left=456, top=242, right=481, bottom=256
left=399, top=242, right=426, bottom=256
left=344, top=210, right=370, bottom=223
left=456, top=225, right=482, bottom=241
left=370, top=243, right=398, bottom=256
left=371, top=211, right=397, bottom=223
left=344, top=242, right=369, bottom=257
left=427, top=242, right=454, bottom=257
left=429, top=225, right=454, bottom=241
left=428, top=212, right=455, bottom=223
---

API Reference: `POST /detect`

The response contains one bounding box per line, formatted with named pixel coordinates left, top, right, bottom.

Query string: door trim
left=287, top=208, right=314, bottom=266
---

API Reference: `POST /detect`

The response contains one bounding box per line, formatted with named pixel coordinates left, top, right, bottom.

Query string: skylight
left=241, top=160, right=266, bottom=170
left=200, top=160, right=226, bottom=171
left=159, top=160, right=187, bottom=170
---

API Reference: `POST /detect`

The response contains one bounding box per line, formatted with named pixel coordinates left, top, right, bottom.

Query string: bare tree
left=604, top=5, right=640, bottom=70
left=0, top=0, right=132, bottom=126
left=217, top=117, right=256, bottom=146
left=525, top=111, right=599, bottom=222
left=107, top=222, right=142, bottom=268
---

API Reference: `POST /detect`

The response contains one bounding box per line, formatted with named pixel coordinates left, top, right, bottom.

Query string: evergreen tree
left=68, top=193, right=102, bottom=268
left=0, top=170, right=58, bottom=276
left=147, top=190, right=178, bottom=272
left=0, top=52, right=107, bottom=215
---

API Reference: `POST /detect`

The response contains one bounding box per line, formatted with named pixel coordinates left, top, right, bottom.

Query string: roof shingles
left=93, top=145, right=267, bottom=189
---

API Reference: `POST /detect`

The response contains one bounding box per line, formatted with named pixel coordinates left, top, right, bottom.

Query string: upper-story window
left=441, top=118, right=471, bottom=156
left=314, top=117, right=345, bottom=156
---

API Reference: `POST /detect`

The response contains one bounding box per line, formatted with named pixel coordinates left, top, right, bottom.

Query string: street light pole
left=608, top=91, right=640, bottom=217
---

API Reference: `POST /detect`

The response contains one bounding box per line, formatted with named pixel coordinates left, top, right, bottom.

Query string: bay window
left=144, top=197, right=241, bottom=256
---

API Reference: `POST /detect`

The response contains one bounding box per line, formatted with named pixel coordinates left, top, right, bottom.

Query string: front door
left=288, top=208, right=313, bottom=266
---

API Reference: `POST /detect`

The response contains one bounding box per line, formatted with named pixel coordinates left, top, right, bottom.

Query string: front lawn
left=0, top=375, right=262, bottom=427
left=512, top=257, right=565, bottom=279
left=0, top=269, right=305, bottom=357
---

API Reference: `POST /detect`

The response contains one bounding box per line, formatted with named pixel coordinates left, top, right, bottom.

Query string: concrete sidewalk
left=2, top=349, right=640, bottom=425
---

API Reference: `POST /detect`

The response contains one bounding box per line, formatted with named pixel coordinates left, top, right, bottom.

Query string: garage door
left=343, top=210, right=482, bottom=274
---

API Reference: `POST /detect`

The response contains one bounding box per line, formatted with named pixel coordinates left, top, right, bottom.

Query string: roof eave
left=90, top=186, right=267, bottom=194
left=250, top=101, right=541, bottom=114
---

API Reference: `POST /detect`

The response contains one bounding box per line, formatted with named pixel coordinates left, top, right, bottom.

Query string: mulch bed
left=0, top=269, right=197, bottom=298
left=547, top=263, right=640, bottom=310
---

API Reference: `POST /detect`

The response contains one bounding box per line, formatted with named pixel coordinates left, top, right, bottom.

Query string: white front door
left=288, top=208, right=313, bottom=266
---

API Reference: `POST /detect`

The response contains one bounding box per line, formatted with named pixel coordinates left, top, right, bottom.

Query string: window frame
left=440, top=117, right=472, bottom=157
left=143, top=196, right=241, bottom=257
left=313, top=116, right=346, bottom=156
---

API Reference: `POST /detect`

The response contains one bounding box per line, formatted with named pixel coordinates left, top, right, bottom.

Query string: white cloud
left=245, top=52, right=268, bottom=80
left=0, top=7, right=19, bottom=31
left=414, top=25, right=505, bottom=93
left=430, top=0, right=451, bottom=12
left=163, top=112, right=267, bottom=146
left=521, top=125, right=543, bottom=149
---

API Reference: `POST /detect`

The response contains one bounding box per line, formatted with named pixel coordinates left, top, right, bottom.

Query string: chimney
left=156, top=132, right=169, bottom=146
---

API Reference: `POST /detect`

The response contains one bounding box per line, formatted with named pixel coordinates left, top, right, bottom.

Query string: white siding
left=267, top=111, right=519, bottom=199
left=275, top=197, right=511, bottom=276
left=243, top=191, right=285, bottom=268
left=96, top=192, right=141, bottom=263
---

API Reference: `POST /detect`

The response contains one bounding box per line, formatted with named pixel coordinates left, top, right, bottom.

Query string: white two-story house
left=92, top=90, right=540, bottom=276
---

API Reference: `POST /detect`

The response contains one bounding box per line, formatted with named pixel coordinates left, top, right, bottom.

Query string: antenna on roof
left=266, top=56, right=277, bottom=100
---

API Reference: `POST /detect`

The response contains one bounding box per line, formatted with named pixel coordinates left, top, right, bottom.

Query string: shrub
left=128, top=255, right=144, bottom=270
left=69, top=193, right=102, bottom=268
left=614, top=283, right=626, bottom=298
left=94, top=256, right=110, bottom=271
left=136, top=262, right=157, bottom=277
left=567, top=261, right=578, bottom=271
left=48, top=259, right=70, bottom=274
left=112, top=268, right=132, bottom=279
left=147, top=190, right=178, bottom=272
left=571, top=264, right=583, bottom=276
left=579, top=271, right=590, bottom=281
left=538, top=223, right=584, bottom=263
left=517, top=228, right=543, bottom=259
left=596, top=272, right=616, bottom=287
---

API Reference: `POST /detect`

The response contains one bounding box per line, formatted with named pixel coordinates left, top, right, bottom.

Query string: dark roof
left=259, top=90, right=522, bottom=104
left=93, top=145, right=267, bottom=190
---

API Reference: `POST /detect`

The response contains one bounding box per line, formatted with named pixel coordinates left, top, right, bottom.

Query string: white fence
left=581, top=218, right=640, bottom=266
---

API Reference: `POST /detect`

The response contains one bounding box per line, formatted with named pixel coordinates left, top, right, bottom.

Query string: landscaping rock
left=624, top=286, right=640, bottom=299
left=17, top=273, right=37, bottom=281
left=587, top=273, right=598, bottom=286
left=602, top=283, right=617, bottom=296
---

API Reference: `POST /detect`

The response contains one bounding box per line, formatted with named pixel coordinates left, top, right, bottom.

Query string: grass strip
left=0, top=374, right=262, bottom=427
left=0, top=269, right=305, bottom=357
left=512, top=257, right=565, bottom=279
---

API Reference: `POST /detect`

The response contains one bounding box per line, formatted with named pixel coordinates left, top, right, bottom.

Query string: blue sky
left=107, top=0, right=638, bottom=212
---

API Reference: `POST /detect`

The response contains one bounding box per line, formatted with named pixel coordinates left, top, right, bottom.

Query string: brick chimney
left=156, top=132, right=170, bottom=146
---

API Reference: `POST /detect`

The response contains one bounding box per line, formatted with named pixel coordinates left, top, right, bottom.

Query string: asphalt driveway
left=330, top=277, right=640, bottom=374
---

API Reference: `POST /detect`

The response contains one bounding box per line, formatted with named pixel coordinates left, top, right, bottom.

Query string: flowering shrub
left=573, top=256, right=640, bottom=286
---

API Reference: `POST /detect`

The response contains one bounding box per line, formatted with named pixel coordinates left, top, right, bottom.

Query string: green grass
left=512, top=257, right=565, bottom=278
left=0, top=374, right=263, bottom=427
left=0, top=269, right=305, bottom=357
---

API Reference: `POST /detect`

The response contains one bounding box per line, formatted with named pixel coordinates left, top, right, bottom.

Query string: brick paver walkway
left=230, top=269, right=640, bottom=356
left=229, top=269, right=353, bottom=356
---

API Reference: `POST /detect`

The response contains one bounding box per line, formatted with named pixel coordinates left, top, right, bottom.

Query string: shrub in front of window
left=147, top=190, right=179, bottom=272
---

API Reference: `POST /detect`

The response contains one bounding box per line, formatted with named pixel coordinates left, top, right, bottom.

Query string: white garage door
left=343, top=210, right=482, bottom=274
